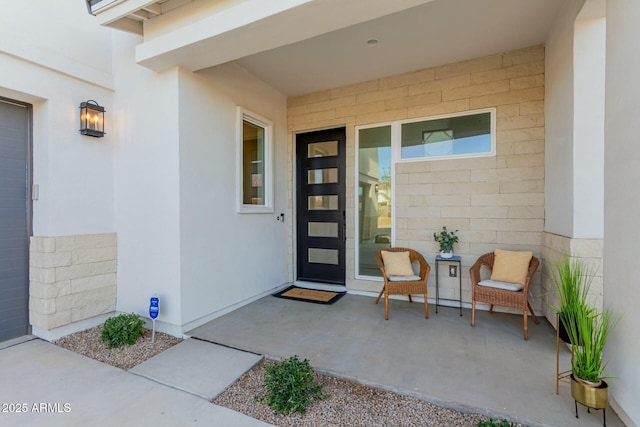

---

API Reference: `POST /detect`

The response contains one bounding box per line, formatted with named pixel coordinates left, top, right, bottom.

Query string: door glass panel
left=309, top=248, right=339, bottom=265
left=308, top=195, right=338, bottom=210
left=308, top=222, right=338, bottom=238
left=308, top=168, right=338, bottom=184
left=358, top=125, right=392, bottom=277
left=307, top=141, right=338, bottom=158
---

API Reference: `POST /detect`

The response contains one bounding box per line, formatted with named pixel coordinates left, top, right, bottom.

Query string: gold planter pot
left=570, top=374, right=608, bottom=409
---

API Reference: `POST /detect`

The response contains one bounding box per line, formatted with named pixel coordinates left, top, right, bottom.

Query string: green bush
left=101, top=313, right=146, bottom=348
left=476, top=418, right=515, bottom=427
left=260, top=355, right=328, bottom=414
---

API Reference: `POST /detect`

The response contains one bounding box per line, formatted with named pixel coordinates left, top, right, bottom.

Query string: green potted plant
left=565, top=303, right=617, bottom=411
left=550, top=255, right=593, bottom=343
left=433, top=226, right=458, bottom=258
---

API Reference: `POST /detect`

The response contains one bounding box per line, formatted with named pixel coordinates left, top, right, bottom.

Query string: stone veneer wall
left=541, top=232, right=604, bottom=324
left=29, top=233, right=117, bottom=338
left=288, top=45, right=545, bottom=311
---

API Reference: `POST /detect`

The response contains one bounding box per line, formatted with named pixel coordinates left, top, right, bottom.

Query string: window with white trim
left=400, top=109, right=495, bottom=161
left=355, top=109, right=495, bottom=279
left=237, top=108, right=273, bottom=213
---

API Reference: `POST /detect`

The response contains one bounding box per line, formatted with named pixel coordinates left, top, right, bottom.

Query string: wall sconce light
left=79, top=100, right=105, bottom=138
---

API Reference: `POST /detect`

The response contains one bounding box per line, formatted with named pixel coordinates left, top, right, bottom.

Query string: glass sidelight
left=357, top=125, right=392, bottom=277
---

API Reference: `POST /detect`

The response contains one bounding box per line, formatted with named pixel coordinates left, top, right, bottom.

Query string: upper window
left=237, top=108, right=273, bottom=213
left=399, top=109, right=495, bottom=161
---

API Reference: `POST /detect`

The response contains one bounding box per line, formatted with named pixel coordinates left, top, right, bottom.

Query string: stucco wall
left=177, top=64, right=289, bottom=330
left=604, top=1, right=640, bottom=425
left=541, top=0, right=605, bottom=325
left=0, top=1, right=115, bottom=237
left=1, top=1, right=117, bottom=339
left=544, top=0, right=582, bottom=237
left=573, top=15, right=605, bottom=239
left=111, top=31, right=183, bottom=335
left=288, top=45, right=545, bottom=311
left=112, top=30, right=289, bottom=334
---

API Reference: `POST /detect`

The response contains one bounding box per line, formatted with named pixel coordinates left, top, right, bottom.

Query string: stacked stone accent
left=541, top=232, right=604, bottom=321
left=288, top=46, right=545, bottom=309
left=29, top=233, right=117, bottom=332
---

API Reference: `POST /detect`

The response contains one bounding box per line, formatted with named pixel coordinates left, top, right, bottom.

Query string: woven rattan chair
left=469, top=252, right=540, bottom=340
left=375, top=248, right=430, bottom=320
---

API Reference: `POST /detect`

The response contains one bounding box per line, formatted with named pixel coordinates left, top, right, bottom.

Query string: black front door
left=296, top=128, right=346, bottom=285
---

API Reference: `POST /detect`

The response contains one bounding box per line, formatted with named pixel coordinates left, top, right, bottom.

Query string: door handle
left=343, top=211, right=346, bottom=242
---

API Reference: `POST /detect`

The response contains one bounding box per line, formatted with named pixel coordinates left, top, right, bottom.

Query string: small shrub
left=101, top=313, right=145, bottom=348
left=260, top=355, right=328, bottom=414
left=476, top=418, right=515, bottom=427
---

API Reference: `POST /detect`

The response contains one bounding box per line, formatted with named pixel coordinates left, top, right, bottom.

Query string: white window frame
left=354, top=108, right=496, bottom=280
left=236, top=107, right=274, bottom=213
left=354, top=122, right=395, bottom=281
left=395, top=107, right=496, bottom=163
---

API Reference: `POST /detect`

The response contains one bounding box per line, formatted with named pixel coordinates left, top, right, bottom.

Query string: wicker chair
left=469, top=252, right=540, bottom=340
left=375, top=248, right=430, bottom=320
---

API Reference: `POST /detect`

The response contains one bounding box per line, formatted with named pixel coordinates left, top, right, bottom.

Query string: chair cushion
left=381, top=251, right=414, bottom=276
left=478, top=279, right=524, bottom=292
left=490, top=248, right=533, bottom=285
left=387, top=275, right=422, bottom=282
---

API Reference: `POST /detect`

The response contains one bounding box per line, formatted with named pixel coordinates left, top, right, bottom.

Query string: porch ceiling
left=95, top=0, right=564, bottom=96
left=235, top=0, right=563, bottom=96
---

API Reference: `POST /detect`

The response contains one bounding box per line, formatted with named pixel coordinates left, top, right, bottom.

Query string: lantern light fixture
left=79, top=100, right=105, bottom=138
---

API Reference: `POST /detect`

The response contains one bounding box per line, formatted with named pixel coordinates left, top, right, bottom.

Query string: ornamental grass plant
left=550, top=255, right=619, bottom=384
left=550, top=255, right=593, bottom=324
left=564, top=303, right=618, bottom=383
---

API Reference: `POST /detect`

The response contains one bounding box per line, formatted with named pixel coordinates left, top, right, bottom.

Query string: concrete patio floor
left=188, top=293, right=624, bottom=427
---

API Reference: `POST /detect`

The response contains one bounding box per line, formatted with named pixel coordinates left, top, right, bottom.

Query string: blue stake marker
left=149, top=297, right=159, bottom=344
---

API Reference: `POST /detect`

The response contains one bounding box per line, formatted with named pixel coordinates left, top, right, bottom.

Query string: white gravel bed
left=54, top=325, right=182, bottom=370
left=214, top=359, right=523, bottom=427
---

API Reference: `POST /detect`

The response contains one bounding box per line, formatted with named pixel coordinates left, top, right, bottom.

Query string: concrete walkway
left=0, top=293, right=626, bottom=426
left=0, top=338, right=272, bottom=427
left=188, top=293, right=625, bottom=427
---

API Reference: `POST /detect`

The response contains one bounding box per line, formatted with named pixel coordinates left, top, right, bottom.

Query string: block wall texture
left=288, top=45, right=545, bottom=311
left=29, top=233, right=117, bottom=331
left=541, top=232, right=604, bottom=322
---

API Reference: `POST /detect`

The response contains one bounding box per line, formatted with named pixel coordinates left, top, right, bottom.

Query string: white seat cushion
left=387, top=275, right=421, bottom=282
left=478, top=279, right=523, bottom=292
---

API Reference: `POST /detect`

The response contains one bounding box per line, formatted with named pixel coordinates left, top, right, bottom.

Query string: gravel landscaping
left=55, top=327, right=522, bottom=426
left=213, top=359, right=523, bottom=427
left=54, top=325, right=182, bottom=370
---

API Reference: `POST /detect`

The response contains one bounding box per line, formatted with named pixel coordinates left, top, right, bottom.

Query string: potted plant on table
left=433, top=226, right=458, bottom=258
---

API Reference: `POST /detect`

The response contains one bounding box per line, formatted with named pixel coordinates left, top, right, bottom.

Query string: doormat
left=272, top=286, right=346, bottom=305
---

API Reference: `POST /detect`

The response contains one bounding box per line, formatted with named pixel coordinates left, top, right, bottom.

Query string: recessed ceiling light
left=365, top=38, right=379, bottom=47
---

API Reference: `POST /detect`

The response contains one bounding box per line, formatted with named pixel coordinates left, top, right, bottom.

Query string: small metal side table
left=435, top=255, right=463, bottom=316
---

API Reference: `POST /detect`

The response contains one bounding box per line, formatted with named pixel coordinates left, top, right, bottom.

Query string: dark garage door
left=0, top=98, right=30, bottom=342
